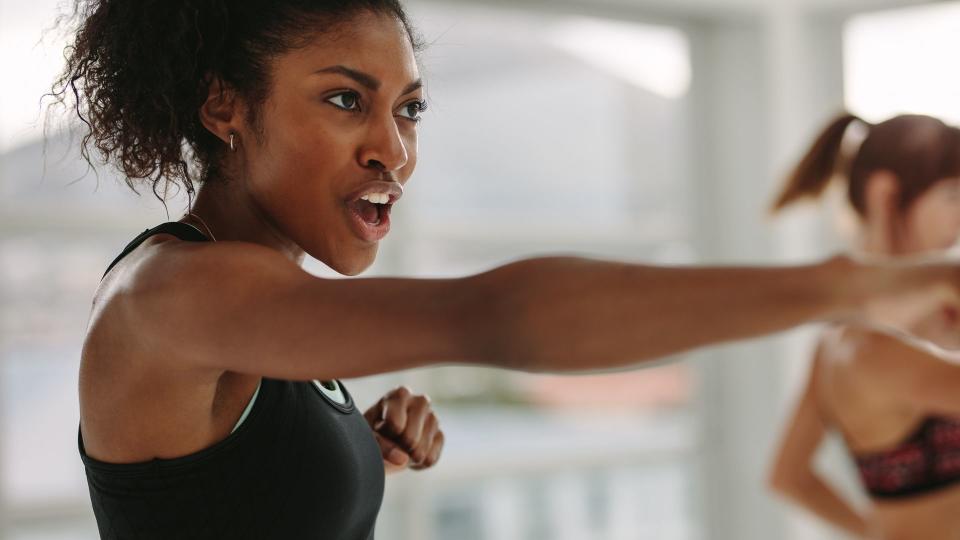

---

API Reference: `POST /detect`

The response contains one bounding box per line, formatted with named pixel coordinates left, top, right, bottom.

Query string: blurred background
left=2, top=0, right=960, bottom=539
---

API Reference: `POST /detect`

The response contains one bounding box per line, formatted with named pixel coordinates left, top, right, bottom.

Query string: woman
left=57, top=1, right=960, bottom=538
left=769, top=114, right=960, bottom=540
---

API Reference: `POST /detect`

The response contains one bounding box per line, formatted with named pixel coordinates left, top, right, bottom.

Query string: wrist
left=830, top=254, right=957, bottom=329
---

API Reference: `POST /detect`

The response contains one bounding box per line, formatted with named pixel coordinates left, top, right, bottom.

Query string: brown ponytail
left=771, top=113, right=864, bottom=213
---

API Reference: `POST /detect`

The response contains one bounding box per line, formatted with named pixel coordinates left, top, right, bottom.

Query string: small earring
left=229, top=132, right=237, bottom=152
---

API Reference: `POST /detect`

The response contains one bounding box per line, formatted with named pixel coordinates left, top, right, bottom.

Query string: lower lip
left=345, top=204, right=392, bottom=243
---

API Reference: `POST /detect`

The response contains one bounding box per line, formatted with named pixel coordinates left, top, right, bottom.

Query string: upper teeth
left=360, top=193, right=390, bottom=204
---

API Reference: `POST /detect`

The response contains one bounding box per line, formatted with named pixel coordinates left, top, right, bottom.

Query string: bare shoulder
left=813, top=326, right=856, bottom=370
left=806, top=330, right=846, bottom=399
left=820, top=325, right=947, bottom=397
left=815, top=326, right=891, bottom=392
left=81, top=235, right=290, bottom=461
left=86, top=235, right=308, bottom=369
left=821, top=325, right=911, bottom=364
left=122, top=234, right=306, bottom=298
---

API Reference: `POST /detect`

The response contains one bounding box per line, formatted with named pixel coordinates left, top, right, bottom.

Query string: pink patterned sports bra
left=854, top=417, right=960, bottom=499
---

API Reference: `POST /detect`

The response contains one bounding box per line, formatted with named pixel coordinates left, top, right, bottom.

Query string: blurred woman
left=770, top=113, right=960, bottom=540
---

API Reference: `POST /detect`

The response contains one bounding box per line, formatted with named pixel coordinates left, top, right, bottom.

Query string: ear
left=198, top=77, right=243, bottom=146
left=862, top=170, right=902, bottom=254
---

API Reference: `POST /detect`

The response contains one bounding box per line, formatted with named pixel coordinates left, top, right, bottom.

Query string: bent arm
left=769, top=349, right=870, bottom=538
left=119, top=243, right=902, bottom=380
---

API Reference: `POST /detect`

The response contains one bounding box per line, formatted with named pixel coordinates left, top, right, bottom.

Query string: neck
left=182, top=178, right=306, bottom=265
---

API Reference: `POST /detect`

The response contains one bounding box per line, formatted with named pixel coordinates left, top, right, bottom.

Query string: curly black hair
left=49, top=0, right=420, bottom=203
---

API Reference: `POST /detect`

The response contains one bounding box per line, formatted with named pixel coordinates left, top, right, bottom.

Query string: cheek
left=943, top=211, right=960, bottom=246
left=245, top=135, right=350, bottom=243
left=913, top=202, right=960, bottom=249
left=260, top=90, right=353, bottom=174
left=933, top=198, right=960, bottom=233
left=257, top=122, right=347, bottom=191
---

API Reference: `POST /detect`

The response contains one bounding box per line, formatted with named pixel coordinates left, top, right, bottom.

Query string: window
left=845, top=1, right=960, bottom=123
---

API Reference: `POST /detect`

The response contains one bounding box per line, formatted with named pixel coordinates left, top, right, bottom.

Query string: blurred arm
left=768, top=347, right=871, bottom=538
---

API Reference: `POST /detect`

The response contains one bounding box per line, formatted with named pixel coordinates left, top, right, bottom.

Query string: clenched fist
left=364, top=386, right=445, bottom=475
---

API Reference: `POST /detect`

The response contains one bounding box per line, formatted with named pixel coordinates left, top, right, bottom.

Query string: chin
left=330, top=248, right=378, bottom=277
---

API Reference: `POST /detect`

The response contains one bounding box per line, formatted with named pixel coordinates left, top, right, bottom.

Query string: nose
left=358, top=114, right=408, bottom=173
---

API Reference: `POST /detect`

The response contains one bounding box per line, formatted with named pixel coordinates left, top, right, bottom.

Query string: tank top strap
left=102, top=222, right=210, bottom=281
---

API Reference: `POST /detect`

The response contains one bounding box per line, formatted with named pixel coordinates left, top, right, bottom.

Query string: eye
left=326, top=92, right=361, bottom=112
left=397, top=100, right=427, bottom=122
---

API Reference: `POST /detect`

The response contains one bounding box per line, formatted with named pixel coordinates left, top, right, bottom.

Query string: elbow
left=768, top=466, right=813, bottom=500
left=768, top=469, right=792, bottom=497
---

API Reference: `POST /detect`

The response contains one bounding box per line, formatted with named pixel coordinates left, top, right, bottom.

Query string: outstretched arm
left=469, top=256, right=860, bottom=372
left=110, top=241, right=953, bottom=380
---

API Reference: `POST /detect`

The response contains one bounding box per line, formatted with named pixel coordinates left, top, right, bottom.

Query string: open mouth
left=347, top=195, right=392, bottom=227
left=344, top=183, right=403, bottom=243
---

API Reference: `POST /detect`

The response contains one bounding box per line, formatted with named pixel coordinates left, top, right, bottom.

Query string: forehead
left=277, top=11, right=420, bottom=89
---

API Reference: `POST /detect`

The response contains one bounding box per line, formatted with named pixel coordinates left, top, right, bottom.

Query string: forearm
left=774, top=475, right=871, bottom=538
left=465, top=256, right=863, bottom=372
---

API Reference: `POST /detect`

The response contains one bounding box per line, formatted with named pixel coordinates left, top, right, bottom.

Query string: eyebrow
left=315, top=65, right=423, bottom=96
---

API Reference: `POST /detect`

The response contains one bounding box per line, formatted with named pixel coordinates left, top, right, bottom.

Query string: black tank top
left=80, top=222, right=385, bottom=539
